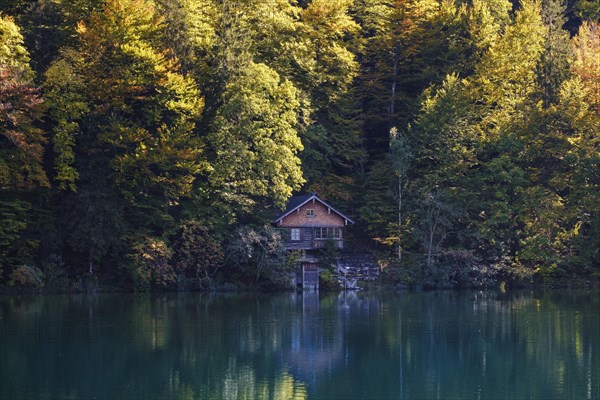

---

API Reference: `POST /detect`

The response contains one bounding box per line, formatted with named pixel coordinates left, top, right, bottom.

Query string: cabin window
left=306, top=209, right=315, bottom=217
left=291, top=228, right=301, bottom=241
left=314, top=227, right=341, bottom=239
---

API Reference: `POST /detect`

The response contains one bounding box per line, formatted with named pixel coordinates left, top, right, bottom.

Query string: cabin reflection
left=281, top=292, right=343, bottom=385
left=280, top=292, right=381, bottom=386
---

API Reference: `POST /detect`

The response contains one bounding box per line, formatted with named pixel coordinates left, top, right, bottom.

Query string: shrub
left=9, top=265, right=45, bottom=290
left=41, top=255, right=70, bottom=292
left=225, top=225, right=291, bottom=288
left=379, top=256, right=421, bottom=288
left=130, top=237, right=174, bottom=291
left=319, top=238, right=340, bottom=270
left=423, top=250, right=497, bottom=289
left=319, top=269, right=339, bottom=290
left=172, top=220, right=224, bottom=290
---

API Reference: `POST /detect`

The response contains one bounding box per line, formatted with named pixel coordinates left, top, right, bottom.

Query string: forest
left=0, top=0, right=598, bottom=291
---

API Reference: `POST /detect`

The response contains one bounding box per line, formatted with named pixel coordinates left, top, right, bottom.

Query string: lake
left=1, top=290, right=598, bottom=399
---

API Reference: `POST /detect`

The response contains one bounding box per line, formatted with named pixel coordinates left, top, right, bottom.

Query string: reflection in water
left=0, top=291, right=598, bottom=399
left=220, top=360, right=307, bottom=400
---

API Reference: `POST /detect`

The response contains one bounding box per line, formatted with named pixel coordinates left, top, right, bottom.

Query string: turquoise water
left=1, top=290, right=598, bottom=399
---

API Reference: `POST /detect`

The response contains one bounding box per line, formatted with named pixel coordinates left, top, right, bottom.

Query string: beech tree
left=1, top=0, right=598, bottom=289
left=44, top=0, right=206, bottom=275
left=0, top=14, right=46, bottom=278
left=208, top=62, right=304, bottom=210
left=0, top=14, right=46, bottom=190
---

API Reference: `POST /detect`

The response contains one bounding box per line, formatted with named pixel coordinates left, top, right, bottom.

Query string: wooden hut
left=273, top=193, right=354, bottom=289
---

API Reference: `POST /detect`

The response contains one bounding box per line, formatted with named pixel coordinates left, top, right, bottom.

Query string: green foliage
left=154, top=0, right=217, bottom=77
left=319, top=238, right=340, bottom=271
left=208, top=62, right=304, bottom=209
left=422, top=250, right=497, bottom=289
left=225, top=226, right=292, bottom=288
left=43, top=51, right=87, bottom=190
left=362, top=0, right=599, bottom=287
left=0, top=14, right=47, bottom=190
left=129, top=236, right=174, bottom=291
left=574, top=0, right=600, bottom=21
left=319, top=269, right=339, bottom=291
left=379, top=256, right=421, bottom=288
left=45, top=0, right=206, bottom=206
left=61, top=180, right=126, bottom=275
left=0, top=197, right=31, bottom=278
left=41, top=0, right=210, bottom=278
left=359, top=160, right=396, bottom=244
left=8, top=265, right=45, bottom=290
left=537, top=0, right=573, bottom=106
left=572, top=21, right=600, bottom=112
left=0, top=13, right=32, bottom=70
left=1, top=0, right=599, bottom=291
left=0, top=15, right=47, bottom=285
left=171, top=219, right=224, bottom=290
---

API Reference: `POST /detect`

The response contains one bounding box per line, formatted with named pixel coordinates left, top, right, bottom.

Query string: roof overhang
left=273, top=193, right=355, bottom=225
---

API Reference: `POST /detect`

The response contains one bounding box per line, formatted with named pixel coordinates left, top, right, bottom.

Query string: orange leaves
left=0, top=16, right=48, bottom=190
left=572, top=21, right=600, bottom=113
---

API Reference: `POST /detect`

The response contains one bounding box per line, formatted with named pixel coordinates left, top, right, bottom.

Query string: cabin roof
left=274, top=193, right=355, bottom=224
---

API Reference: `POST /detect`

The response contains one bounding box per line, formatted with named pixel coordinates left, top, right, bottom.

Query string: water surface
left=1, top=290, right=598, bottom=399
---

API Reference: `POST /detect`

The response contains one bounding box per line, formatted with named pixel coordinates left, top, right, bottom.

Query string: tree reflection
left=0, top=291, right=598, bottom=399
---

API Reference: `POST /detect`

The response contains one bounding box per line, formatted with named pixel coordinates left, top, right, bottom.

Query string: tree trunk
left=88, top=249, right=94, bottom=275
left=389, top=53, right=398, bottom=127
left=398, top=177, right=402, bottom=260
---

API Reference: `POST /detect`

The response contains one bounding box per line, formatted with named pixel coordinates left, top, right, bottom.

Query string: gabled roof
left=274, top=193, right=355, bottom=224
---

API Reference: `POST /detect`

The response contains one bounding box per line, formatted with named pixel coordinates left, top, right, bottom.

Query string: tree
left=551, top=75, right=600, bottom=276
left=207, top=61, right=304, bottom=210
left=286, top=0, right=365, bottom=202
left=44, top=0, right=207, bottom=275
left=408, top=74, right=473, bottom=270
left=419, top=189, right=460, bottom=273
left=129, top=236, right=174, bottom=290
left=463, top=0, right=545, bottom=267
left=154, top=0, right=217, bottom=78
left=0, top=14, right=47, bottom=279
left=359, top=159, right=397, bottom=247
left=538, top=0, right=573, bottom=107
left=573, top=0, right=600, bottom=21
left=389, top=127, right=412, bottom=260
left=0, top=14, right=47, bottom=190
left=357, top=0, right=473, bottom=154
left=572, top=21, right=600, bottom=112
left=171, top=219, right=224, bottom=290
left=225, top=225, right=291, bottom=288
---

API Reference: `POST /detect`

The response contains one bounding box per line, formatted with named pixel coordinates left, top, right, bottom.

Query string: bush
left=172, top=220, right=224, bottom=290
left=493, top=256, right=534, bottom=287
left=9, top=265, right=45, bottom=290
left=379, top=256, right=421, bottom=288
left=225, top=225, right=292, bottom=288
left=319, top=239, right=339, bottom=270
left=319, top=269, right=339, bottom=290
left=423, top=250, right=497, bottom=289
left=41, top=256, right=70, bottom=292
left=129, top=237, right=174, bottom=291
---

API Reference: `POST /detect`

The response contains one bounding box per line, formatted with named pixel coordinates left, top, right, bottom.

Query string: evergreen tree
left=538, top=0, right=573, bottom=107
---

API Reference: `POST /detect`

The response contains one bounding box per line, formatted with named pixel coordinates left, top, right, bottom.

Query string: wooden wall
left=279, top=201, right=345, bottom=228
